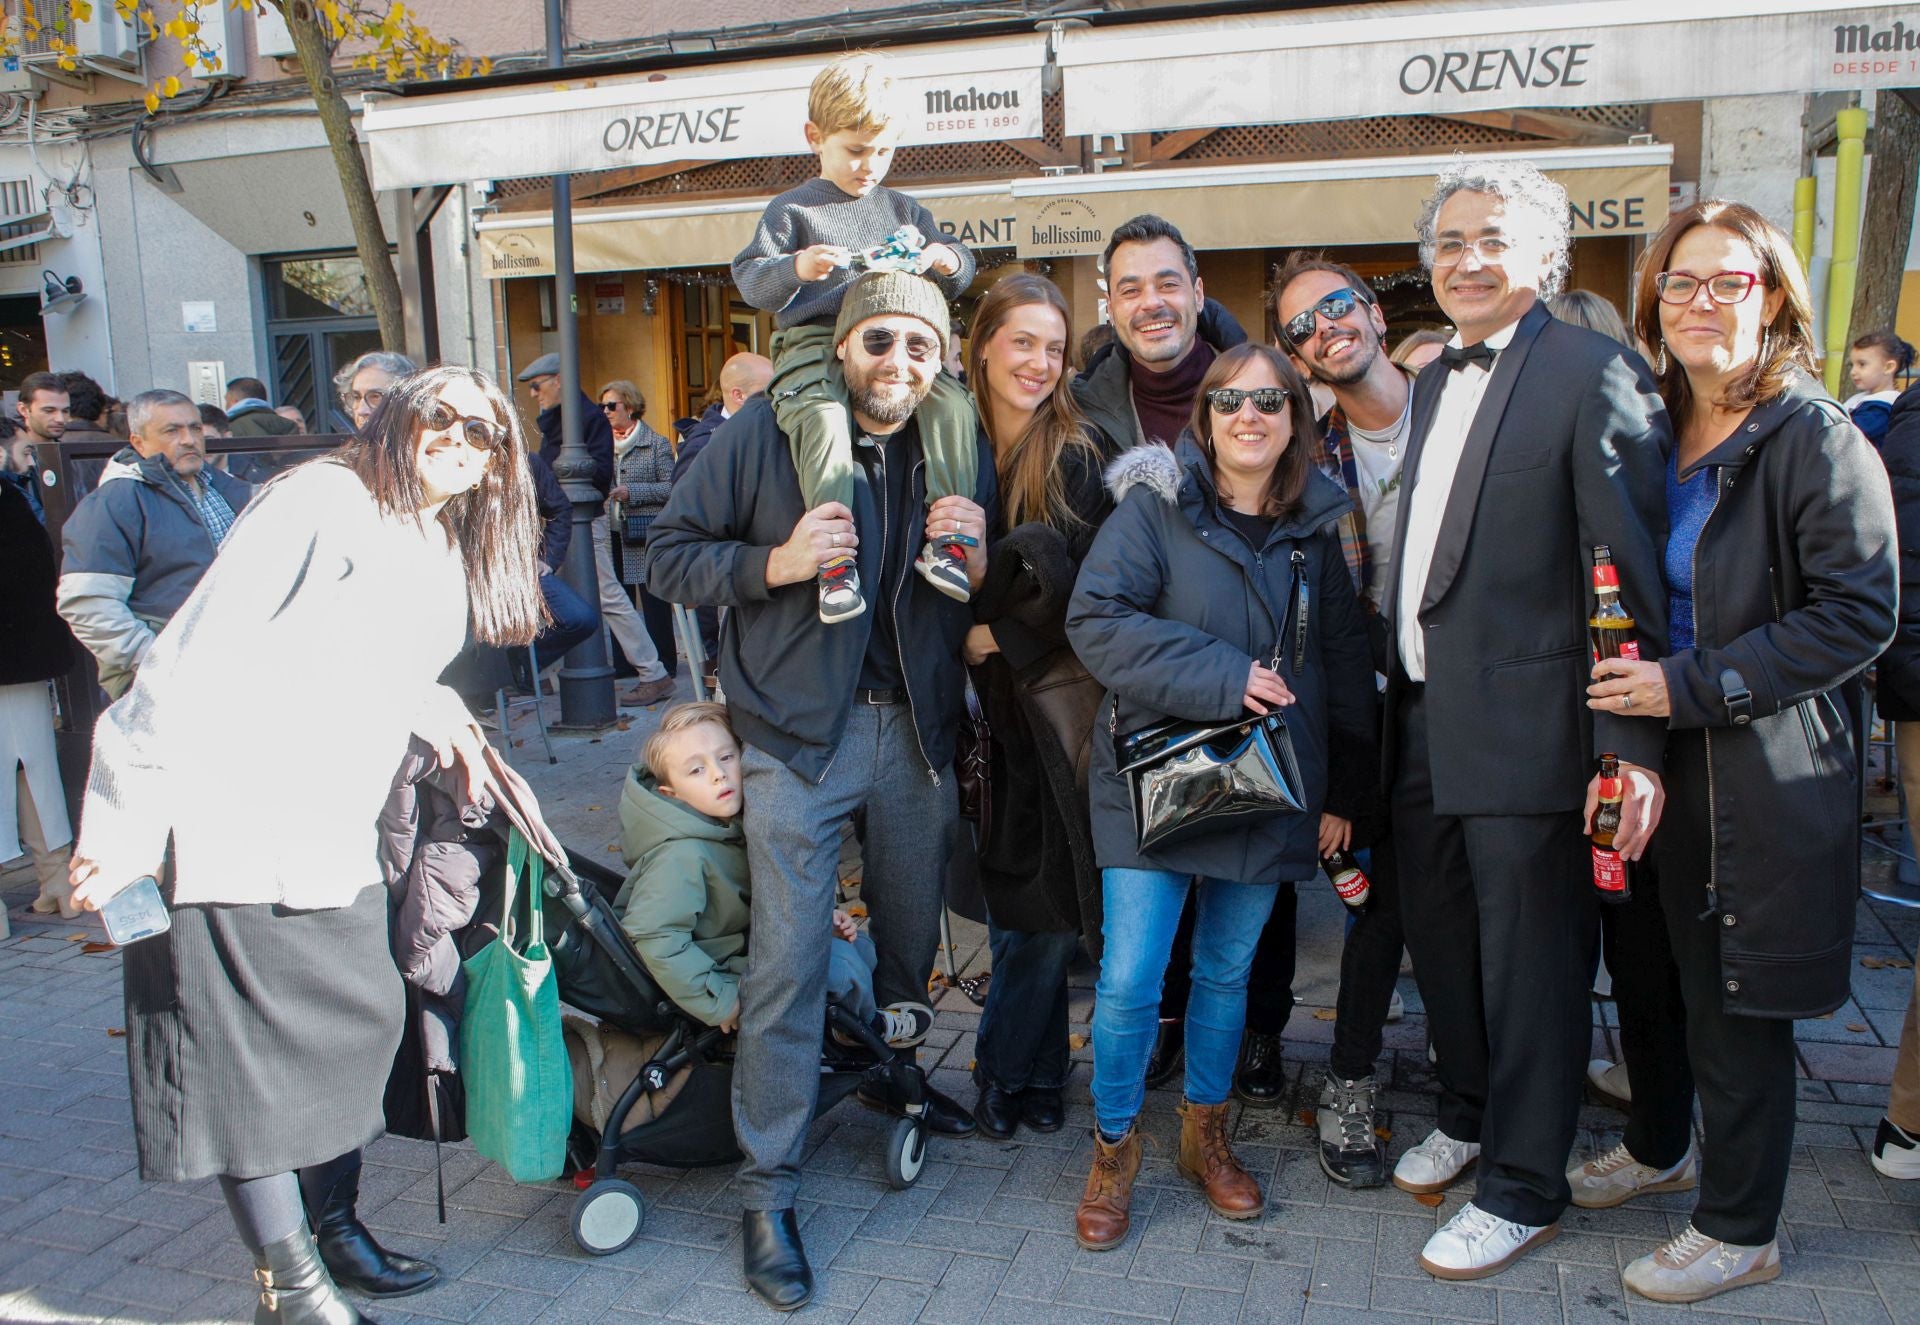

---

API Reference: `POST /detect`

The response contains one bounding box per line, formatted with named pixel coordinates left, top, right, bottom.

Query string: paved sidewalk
left=2, top=691, right=1917, bottom=1324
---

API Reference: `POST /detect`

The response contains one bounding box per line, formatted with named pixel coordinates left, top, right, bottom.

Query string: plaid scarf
left=1317, top=402, right=1372, bottom=607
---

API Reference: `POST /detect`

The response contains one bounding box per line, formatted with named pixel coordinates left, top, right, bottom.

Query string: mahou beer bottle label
left=1592, top=845, right=1628, bottom=893
left=1591, top=770, right=1628, bottom=897
left=1590, top=563, right=1640, bottom=662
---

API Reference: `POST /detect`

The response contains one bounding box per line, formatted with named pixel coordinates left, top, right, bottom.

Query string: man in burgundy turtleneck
left=1071, top=214, right=1224, bottom=456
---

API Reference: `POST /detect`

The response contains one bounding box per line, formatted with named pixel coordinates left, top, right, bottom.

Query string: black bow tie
left=1438, top=342, right=1497, bottom=372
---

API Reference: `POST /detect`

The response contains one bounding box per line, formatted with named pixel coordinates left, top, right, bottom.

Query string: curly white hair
left=1416, top=156, right=1572, bottom=299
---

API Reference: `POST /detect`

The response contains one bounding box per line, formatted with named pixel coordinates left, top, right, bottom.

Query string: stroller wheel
left=572, top=1177, right=645, bottom=1255
left=886, top=1117, right=927, bottom=1190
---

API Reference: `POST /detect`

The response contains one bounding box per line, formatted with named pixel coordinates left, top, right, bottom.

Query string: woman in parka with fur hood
left=1064, top=344, right=1376, bottom=1251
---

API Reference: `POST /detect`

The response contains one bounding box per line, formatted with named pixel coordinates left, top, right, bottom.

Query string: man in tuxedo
left=1382, top=158, right=1671, bottom=1279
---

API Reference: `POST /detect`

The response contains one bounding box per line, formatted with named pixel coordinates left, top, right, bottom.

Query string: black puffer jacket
left=0, top=477, right=72, bottom=684
left=377, top=739, right=503, bottom=1003
left=1656, top=371, right=1897, bottom=1018
left=1874, top=383, right=1920, bottom=722
left=1067, top=438, right=1376, bottom=884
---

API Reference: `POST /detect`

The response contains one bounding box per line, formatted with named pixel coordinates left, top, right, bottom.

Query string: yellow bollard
left=1826, top=108, right=1867, bottom=396
left=1793, top=176, right=1816, bottom=273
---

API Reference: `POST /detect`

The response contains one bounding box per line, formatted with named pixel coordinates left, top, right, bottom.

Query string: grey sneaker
left=819, top=557, right=866, bottom=624
left=1623, top=1224, right=1779, bottom=1303
left=1567, top=1140, right=1698, bottom=1209
left=916, top=540, right=972, bottom=602
left=1316, top=1073, right=1385, bottom=1188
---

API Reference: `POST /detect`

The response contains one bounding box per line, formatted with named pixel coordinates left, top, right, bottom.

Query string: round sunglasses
left=423, top=400, right=505, bottom=451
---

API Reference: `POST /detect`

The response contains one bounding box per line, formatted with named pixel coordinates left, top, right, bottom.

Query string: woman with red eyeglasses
left=1582, top=200, right=1896, bottom=1303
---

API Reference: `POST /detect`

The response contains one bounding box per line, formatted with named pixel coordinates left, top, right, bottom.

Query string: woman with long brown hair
left=68, top=365, right=547, bottom=1324
left=960, top=273, right=1110, bottom=1140
left=1584, top=200, right=1896, bottom=1301
left=1065, top=343, right=1374, bottom=1249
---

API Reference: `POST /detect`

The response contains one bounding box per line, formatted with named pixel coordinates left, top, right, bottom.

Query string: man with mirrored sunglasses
left=649, top=271, right=998, bottom=1302
left=1265, top=250, right=1422, bottom=1189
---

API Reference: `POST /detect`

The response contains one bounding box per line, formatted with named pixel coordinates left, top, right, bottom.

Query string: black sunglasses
left=423, top=400, right=505, bottom=451
left=600, top=400, right=622, bottom=412
left=1206, top=387, right=1289, bottom=415
left=1283, top=287, right=1367, bottom=348
left=860, top=327, right=940, bottom=362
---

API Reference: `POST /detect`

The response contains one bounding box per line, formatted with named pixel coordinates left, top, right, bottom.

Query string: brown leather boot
left=1177, top=1099, right=1264, bottom=1218
left=1074, top=1128, right=1143, bottom=1250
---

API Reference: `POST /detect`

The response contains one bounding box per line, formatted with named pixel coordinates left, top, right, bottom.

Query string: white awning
left=364, top=34, right=1047, bottom=191
left=474, top=182, right=1020, bottom=278
left=1057, top=0, right=1920, bottom=138
left=1010, top=143, right=1673, bottom=256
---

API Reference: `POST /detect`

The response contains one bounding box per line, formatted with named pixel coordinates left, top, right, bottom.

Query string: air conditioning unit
left=186, top=0, right=247, bottom=79
left=255, top=6, right=295, bottom=59
left=7, top=0, right=143, bottom=69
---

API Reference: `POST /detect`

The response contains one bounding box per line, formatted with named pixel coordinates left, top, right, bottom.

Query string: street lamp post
left=545, top=0, right=617, bottom=728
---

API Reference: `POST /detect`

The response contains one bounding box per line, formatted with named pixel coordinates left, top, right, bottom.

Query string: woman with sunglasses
left=1066, top=343, right=1375, bottom=1249
left=602, top=379, right=681, bottom=676
left=1584, top=200, right=1895, bottom=1302
left=67, top=366, right=547, bottom=1324
left=958, top=274, right=1111, bottom=1141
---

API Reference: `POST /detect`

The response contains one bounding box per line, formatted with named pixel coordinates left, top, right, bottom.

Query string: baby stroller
left=528, top=826, right=934, bottom=1256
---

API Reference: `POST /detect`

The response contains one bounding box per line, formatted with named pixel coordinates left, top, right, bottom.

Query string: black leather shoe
left=249, top=1223, right=372, bottom=1325
left=742, top=1209, right=813, bottom=1312
left=1021, top=1087, right=1065, bottom=1134
left=1233, top=1031, right=1285, bottom=1108
left=1144, top=1018, right=1185, bottom=1090
left=301, top=1152, right=438, bottom=1300
left=922, top=1083, right=978, bottom=1137
left=974, top=1082, right=1021, bottom=1140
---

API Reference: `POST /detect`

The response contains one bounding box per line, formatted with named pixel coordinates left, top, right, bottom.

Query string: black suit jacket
left=1382, top=301, right=1671, bottom=816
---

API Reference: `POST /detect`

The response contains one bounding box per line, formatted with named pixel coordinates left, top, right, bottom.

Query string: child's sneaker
left=819, top=557, right=866, bottom=624
left=876, top=1001, right=934, bottom=1048
left=916, top=540, right=972, bottom=602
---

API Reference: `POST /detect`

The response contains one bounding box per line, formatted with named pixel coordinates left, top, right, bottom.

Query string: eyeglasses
left=342, top=389, right=385, bottom=411
left=1431, top=235, right=1514, bottom=267
left=1283, top=287, right=1367, bottom=347
left=1206, top=387, right=1289, bottom=415
left=423, top=400, right=505, bottom=451
left=1654, top=270, right=1760, bottom=306
left=859, top=328, right=940, bottom=362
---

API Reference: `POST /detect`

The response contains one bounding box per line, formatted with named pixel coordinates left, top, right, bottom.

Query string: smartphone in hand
left=101, top=875, right=170, bottom=945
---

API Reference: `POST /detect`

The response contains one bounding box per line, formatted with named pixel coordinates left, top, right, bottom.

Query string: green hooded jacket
left=611, top=763, right=750, bottom=1026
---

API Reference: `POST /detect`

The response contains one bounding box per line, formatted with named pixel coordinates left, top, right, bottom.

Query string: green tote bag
left=460, top=828, right=571, bottom=1183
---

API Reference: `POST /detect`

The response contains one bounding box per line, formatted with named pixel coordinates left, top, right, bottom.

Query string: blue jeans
left=1092, top=868, right=1280, bottom=1136
left=975, top=923, right=1077, bottom=1093
left=530, top=573, right=600, bottom=674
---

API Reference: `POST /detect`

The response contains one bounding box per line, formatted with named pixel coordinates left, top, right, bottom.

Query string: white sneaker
left=1871, top=1117, right=1920, bottom=1179
left=1387, top=989, right=1405, bottom=1022
left=1393, top=1127, right=1480, bottom=1194
left=1586, top=1058, right=1632, bottom=1107
left=1623, top=1224, right=1779, bottom=1303
left=1567, top=1140, right=1698, bottom=1209
left=1417, top=1201, right=1558, bottom=1280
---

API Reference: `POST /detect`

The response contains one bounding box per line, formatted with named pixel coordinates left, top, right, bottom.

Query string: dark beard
left=1311, top=336, right=1381, bottom=387
left=848, top=378, right=928, bottom=426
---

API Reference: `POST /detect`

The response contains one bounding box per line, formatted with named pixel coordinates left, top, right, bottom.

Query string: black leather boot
left=1233, top=1031, right=1285, bottom=1108
left=300, top=1152, right=438, bottom=1299
left=974, top=1081, right=1022, bottom=1140
left=1144, top=1018, right=1185, bottom=1090
left=1021, top=1087, right=1065, bottom=1134
left=250, top=1223, right=375, bottom=1325
left=742, top=1208, right=813, bottom=1312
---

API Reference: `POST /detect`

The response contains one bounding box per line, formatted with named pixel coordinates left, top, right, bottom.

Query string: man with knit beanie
left=649, top=269, right=996, bottom=1313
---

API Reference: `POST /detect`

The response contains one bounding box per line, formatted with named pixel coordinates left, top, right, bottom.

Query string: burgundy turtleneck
left=1128, top=339, right=1216, bottom=446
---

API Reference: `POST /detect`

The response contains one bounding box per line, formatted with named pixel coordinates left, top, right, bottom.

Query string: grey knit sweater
left=732, top=177, right=976, bottom=330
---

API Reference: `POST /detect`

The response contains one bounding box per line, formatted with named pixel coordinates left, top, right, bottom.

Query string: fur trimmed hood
left=1104, top=441, right=1182, bottom=505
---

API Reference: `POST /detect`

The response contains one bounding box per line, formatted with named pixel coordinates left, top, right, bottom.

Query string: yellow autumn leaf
left=180, top=48, right=196, bottom=67
left=161, top=73, right=180, bottom=96
left=56, top=53, right=76, bottom=69
left=143, top=90, right=159, bottom=113
left=69, top=0, right=92, bottom=20
left=478, top=56, right=492, bottom=75
left=161, top=14, right=186, bottom=39
left=456, top=57, right=472, bottom=78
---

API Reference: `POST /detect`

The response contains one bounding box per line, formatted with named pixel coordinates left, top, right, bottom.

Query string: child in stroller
left=544, top=703, right=940, bottom=1255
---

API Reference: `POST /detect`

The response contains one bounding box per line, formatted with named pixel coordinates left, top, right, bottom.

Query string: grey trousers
left=733, top=702, right=957, bottom=1208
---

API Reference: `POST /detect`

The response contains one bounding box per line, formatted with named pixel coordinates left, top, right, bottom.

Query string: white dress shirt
left=1395, top=317, right=1523, bottom=681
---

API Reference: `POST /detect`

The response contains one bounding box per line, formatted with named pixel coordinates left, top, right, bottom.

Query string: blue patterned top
left=1665, top=455, right=1718, bottom=652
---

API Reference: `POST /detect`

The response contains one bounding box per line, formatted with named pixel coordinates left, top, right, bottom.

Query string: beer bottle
left=1324, top=848, right=1371, bottom=911
left=1591, top=752, right=1631, bottom=903
left=1589, top=545, right=1640, bottom=664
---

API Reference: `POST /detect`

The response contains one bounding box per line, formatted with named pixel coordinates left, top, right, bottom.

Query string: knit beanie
left=833, top=271, right=951, bottom=361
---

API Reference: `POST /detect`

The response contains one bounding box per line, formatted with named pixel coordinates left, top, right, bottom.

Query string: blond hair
left=808, top=53, right=898, bottom=137
left=642, top=702, right=736, bottom=784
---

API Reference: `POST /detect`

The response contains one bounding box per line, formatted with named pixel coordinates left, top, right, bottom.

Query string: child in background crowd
left=613, top=702, right=934, bottom=1047
left=1846, top=330, right=1915, bottom=447
left=731, top=53, right=979, bottom=624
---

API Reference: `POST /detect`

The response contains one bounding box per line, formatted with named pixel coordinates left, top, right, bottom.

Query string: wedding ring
left=831, top=532, right=840, bottom=547
left=1622, top=693, right=1633, bottom=710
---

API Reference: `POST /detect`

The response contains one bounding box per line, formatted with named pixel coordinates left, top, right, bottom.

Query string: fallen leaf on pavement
left=1068, top=1033, right=1089, bottom=1051
left=606, top=843, right=621, bottom=852
left=615, top=720, right=632, bottom=732
left=81, top=941, right=115, bottom=954
left=1846, top=1023, right=1869, bottom=1033
left=1295, top=1109, right=1316, bottom=1128
left=1863, top=956, right=1885, bottom=969
left=106, top=1028, right=126, bottom=1037
left=1374, top=1127, right=1392, bottom=1141
left=67, top=932, right=89, bottom=942
left=1312, top=1008, right=1337, bottom=1021
left=587, top=805, right=603, bottom=812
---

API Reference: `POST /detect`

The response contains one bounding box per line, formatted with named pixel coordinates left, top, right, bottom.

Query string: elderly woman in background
left=1548, top=289, right=1634, bottom=348
left=335, top=350, right=419, bottom=433
left=1585, top=200, right=1896, bottom=1303
left=70, top=366, right=548, bottom=1324
left=602, top=378, right=681, bottom=677
left=1388, top=328, right=1448, bottom=371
